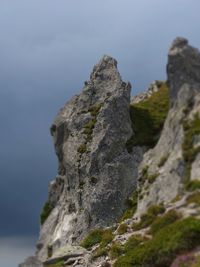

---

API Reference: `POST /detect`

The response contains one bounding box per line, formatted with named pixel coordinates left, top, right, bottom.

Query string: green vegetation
left=126, top=82, right=169, bottom=152
left=77, top=143, right=87, bottom=154
left=43, top=260, right=64, bottom=267
left=187, top=192, right=200, bottom=205
left=81, top=228, right=114, bottom=249
left=192, top=256, right=200, bottom=267
left=109, top=242, right=124, bottom=259
left=147, top=173, right=159, bottom=184
left=117, top=223, right=128, bottom=235
left=149, top=209, right=181, bottom=235
left=40, top=201, right=53, bottom=225
left=83, top=119, right=97, bottom=135
left=138, top=166, right=149, bottom=186
left=158, top=153, right=169, bottom=167
left=124, top=235, right=147, bottom=252
left=92, top=247, right=108, bottom=259
left=171, top=194, right=182, bottom=203
left=185, top=180, right=200, bottom=191
left=114, top=217, right=200, bottom=267
left=182, top=113, right=200, bottom=185
left=138, top=166, right=159, bottom=186
left=120, top=191, right=138, bottom=221
left=78, top=103, right=102, bottom=156
left=88, top=103, right=102, bottom=116
left=132, top=204, right=165, bottom=231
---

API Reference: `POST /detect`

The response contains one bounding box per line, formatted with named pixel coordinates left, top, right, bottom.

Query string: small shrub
left=77, top=144, right=87, bottom=154
left=124, top=235, right=147, bottom=252
left=132, top=204, right=165, bottom=231
left=81, top=229, right=103, bottom=249
left=120, top=191, right=138, bottom=221
left=114, top=217, right=200, bottom=267
left=150, top=209, right=181, bottom=235
left=92, top=247, right=107, bottom=259
left=81, top=228, right=113, bottom=249
left=171, top=194, right=182, bottom=203
left=138, top=167, right=158, bottom=185
left=182, top=114, right=200, bottom=185
left=43, top=260, right=64, bottom=267
left=185, top=180, right=200, bottom=191
left=88, top=104, right=102, bottom=116
left=187, top=192, right=200, bottom=205
left=109, top=242, right=124, bottom=259
left=158, top=153, right=169, bottom=167
left=117, top=223, right=128, bottom=235
left=83, top=119, right=97, bottom=131
left=138, top=166, right=149, bottom=185
left=148, top=173, right=159, bottom=184
left=40, top=201, right=53, bottom=225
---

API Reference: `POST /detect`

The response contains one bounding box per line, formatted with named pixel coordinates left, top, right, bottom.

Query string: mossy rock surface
left=182, top=113, right=200, bottom=185
left=40, top=201, right=53, bottom=225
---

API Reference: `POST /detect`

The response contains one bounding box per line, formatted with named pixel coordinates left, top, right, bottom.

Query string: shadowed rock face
left=36, top=55, right=142, bottom=261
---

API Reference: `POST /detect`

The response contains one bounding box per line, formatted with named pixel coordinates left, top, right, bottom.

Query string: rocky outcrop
left=36, top=56, right=145, bottom=261
left=131, top=80, right=162, bottom=104
left=136, top=37, right=200, bottom=216
left=20, top=38, right=200, bottom=267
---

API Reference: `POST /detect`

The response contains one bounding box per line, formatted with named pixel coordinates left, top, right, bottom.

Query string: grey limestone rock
left=36, top=55, right=144, bottom=261
left=136, top=38, right=200, bottom=216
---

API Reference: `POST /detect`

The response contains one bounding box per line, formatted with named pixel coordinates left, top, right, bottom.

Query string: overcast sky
left=1, top=1, right=200, bottom=266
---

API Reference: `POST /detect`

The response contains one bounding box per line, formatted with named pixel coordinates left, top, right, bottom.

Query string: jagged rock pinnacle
left=167, top=37, right=200, bottom=102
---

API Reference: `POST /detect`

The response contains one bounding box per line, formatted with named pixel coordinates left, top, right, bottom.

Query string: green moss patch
left=187, top=192, right=200, bottom=205
left=120, top=191, right=138, bottom=221
left=132, top=204, right=165, bottom=231
left=81, top=228, right=114, bottom=250
left=182, top=113, right=200, bottom=185
left=124, top=235, right=147, bottom=253
left=88, top=104, right=102, bottom=117
left=158, top=153, right=169, bottom=167
left=44, top=260, right=64, bottom=267
left=149, top=209, right=181, bottom=235
left=40, top=201, right=53, bottom=225
left=138, top=166, right=159, bottom=186
left=185, top=180, right=200, bottom=191
left=115, top=217, right=200, bottom=267
left=117, top=223, right=128, bottom=235
left=126, top=82, right=169, bottom=152
left=77, top=143, right=87, bottom=154
left=109, top=242, right=124, bottom=259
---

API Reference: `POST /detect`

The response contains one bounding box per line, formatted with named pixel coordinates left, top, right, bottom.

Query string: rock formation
left=20, top=38, right=200, bottom=267
left=36, top=55, right=146, bottom=262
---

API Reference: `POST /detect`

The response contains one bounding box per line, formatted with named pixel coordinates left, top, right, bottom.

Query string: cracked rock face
left=36, top=55, right=141, bottom=261
left=136, top=38, right=200, bottom=216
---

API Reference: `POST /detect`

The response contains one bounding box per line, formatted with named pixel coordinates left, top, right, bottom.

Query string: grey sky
left=0, top=0, right=200, bottom=266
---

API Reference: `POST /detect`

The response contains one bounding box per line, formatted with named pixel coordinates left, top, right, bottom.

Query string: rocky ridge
left=20, top=38, right=200, bottom=267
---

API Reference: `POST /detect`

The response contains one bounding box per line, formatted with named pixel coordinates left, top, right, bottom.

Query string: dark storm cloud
left=1, top=1, right=200, bottom=265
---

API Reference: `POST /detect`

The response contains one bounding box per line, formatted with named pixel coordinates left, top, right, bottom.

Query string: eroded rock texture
left=36, top=56, right=143, bottom=261
left=136, top=37, right=200, bottom=216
